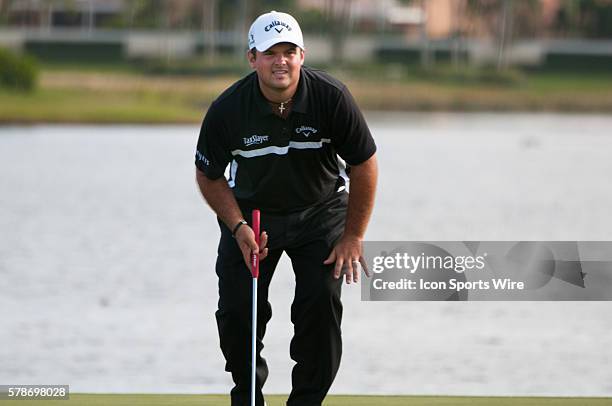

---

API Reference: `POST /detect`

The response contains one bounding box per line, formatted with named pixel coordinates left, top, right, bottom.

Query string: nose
left=274, top=53, right=287, bottom=65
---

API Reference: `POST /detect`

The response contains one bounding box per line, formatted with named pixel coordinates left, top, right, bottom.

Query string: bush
left=0, top=48, right=39, bottom=91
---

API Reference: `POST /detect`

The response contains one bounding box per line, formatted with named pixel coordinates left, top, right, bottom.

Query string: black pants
left=215, top=192, right=348, bottom=406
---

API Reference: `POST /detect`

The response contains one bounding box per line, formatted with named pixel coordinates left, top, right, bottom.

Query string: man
left=195, top=10, right=377, bottom=406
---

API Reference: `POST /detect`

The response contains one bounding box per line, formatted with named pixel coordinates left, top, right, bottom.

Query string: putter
left=250, top=209, right=261, bottom=406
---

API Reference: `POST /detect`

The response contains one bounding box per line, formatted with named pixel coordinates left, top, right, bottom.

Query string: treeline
left=1, top=0, right=611, bottom=38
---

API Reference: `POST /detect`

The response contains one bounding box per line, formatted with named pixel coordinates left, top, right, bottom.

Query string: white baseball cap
left=247, top=10, right=304, bottom=52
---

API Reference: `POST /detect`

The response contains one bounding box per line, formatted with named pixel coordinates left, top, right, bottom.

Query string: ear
left=299, top=48, right=305, bottom=66
left=247, top=50, right=257, bottom=69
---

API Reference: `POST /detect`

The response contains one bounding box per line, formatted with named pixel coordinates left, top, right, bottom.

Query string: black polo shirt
left=195, top=66, right=376, bottom=213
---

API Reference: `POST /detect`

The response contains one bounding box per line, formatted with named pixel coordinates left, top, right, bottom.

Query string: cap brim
left=255, top=37, right=304, bottom=52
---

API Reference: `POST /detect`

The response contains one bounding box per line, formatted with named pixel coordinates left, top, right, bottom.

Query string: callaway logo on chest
left=295, top=126, right=318, bottom=137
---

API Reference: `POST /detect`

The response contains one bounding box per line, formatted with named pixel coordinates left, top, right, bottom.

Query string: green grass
left=1, top=65, right=612, bottom=124
left=0, top=88, right=202, bottom=124
left=524, top=71, right=612, bottom=92
left=2, top=394, right=611, bottom=406
left=0, top=69, right=231, bottom=123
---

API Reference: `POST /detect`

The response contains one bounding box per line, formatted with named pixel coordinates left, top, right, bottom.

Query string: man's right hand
left=235, top=225, right=269, bottom=272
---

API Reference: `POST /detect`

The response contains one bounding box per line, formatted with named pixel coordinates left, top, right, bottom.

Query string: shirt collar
left=251, top=67, right=309, bottom=116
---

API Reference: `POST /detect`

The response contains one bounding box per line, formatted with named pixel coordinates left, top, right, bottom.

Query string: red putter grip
left=251, top=210, right=260, bottom=278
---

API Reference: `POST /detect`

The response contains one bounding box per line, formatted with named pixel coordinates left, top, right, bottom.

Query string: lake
left=1, top=113, right=611, bottom=396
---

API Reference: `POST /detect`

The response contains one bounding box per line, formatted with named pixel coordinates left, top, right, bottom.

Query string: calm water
left=1, top=113, right=612, bottom=396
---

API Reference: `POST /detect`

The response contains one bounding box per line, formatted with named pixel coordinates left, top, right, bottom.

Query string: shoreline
left=1, top=69, right=611, bottom=124
left=1, top=109, right=612, bottom=126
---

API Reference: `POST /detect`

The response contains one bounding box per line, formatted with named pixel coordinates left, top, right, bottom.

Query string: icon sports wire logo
left=361, top=242, right=600, bottom=301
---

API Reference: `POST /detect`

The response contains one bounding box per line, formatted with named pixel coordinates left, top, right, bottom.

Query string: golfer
left=195, top=10, right=377, bottom=406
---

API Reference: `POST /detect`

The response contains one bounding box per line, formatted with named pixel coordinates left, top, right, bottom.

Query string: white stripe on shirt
left=231, top=139, right=331, bottom=158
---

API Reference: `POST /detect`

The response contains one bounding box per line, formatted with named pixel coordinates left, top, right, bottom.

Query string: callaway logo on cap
left=248, top=11, right=305, bottom=52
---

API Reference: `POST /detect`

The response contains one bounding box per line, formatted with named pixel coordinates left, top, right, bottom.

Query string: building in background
left=1, top=0, right=608, bottom=38
left=5, top=0, right=125, bottom=29
left=0, top=0, right=611, bottom=68
left=297, top=0, right=594, bottom=40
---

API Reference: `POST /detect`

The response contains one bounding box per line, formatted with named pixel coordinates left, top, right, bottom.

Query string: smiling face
left=247, top=42, right=305, bottom=101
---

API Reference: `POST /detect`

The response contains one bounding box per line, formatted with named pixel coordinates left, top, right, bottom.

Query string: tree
left=466, top=0, right=541, bottom=70
left=326, top=0, right=351, bottom=65
left=0, top=0, right=14, bottom=25
left=555, top=0, right=612, bottom=38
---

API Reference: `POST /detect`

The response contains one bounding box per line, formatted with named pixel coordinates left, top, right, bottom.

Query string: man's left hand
left=323, top=235, right=371, bottom=284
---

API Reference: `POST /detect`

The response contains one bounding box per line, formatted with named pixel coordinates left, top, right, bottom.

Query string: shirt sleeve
left=194, top=104, right=232, bottom=180
left=330, top=85, right=377, bottom=165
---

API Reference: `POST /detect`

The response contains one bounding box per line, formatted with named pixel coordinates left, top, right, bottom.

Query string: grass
left=1, top=63, right=612, bottom=124
left=3, top=394, right=612, bottom=406
left=0, top=71, right=234, bottom=124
